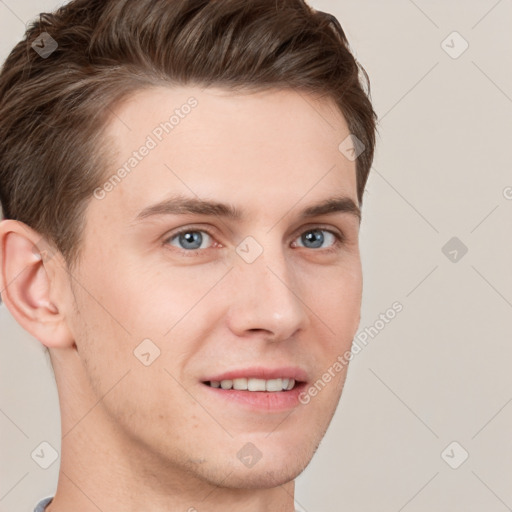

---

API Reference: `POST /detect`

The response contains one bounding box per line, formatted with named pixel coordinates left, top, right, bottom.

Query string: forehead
left=93, top=86, right=357, bottom=224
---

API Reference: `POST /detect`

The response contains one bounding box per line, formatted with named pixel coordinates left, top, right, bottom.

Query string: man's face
left=60, top=86, right=362, bottom=488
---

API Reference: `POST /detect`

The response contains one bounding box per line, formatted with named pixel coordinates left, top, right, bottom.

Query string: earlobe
left=0, top=219, right=75, bottom=349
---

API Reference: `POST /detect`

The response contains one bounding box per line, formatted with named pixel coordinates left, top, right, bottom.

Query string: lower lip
left=201, top=382, right=307, bottom=411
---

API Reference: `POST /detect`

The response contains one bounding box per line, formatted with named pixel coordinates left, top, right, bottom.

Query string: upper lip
left=202, top=366, right=308, bottom=383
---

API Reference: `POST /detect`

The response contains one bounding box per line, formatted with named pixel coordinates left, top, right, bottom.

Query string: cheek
left=127, top=264, right=230, bottom=344
left=80, top=246, right=223, bottom=337
left=308, top=261, right=362, bottom=333
left=300, top=263, right=362, bottom=394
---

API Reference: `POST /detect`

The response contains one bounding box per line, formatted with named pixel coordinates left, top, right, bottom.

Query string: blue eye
left=294, top=229, right=339, bottom=249
left=167, top=230, right=214, bottom=251
left=164, top=226, right=343, bottom=256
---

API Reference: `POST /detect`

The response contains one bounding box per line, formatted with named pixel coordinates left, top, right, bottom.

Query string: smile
left=206, top=377, right=296, bottom=391
left=200, top=367, right=308, bottom=411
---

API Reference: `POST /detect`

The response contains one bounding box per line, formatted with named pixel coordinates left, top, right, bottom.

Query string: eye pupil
left=302, top=230, right=324, bottom=249
left=180, top=231, right=203, bottom=250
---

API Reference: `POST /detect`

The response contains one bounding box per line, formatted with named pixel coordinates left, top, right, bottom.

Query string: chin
left=207, top=459, right=310, bottom=490
left=195, top=438, right=319, bottom=490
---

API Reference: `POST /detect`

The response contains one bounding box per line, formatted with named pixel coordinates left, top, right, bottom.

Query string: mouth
left=200, top=367, right=308, bottom=411
left=204, top=377, right=299, bottom=391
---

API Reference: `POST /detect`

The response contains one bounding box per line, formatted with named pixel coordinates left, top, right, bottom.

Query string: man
left=0, top=0, right=377, bottom=510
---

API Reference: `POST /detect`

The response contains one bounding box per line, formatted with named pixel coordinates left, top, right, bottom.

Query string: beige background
left=1, top=1, right=511, bottom=511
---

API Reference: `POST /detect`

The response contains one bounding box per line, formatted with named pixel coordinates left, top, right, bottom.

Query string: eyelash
left=163, top=226, right=346, bottom=257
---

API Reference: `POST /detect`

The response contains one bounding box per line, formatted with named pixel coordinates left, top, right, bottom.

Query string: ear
left=0, top=219, right=75, bottom=349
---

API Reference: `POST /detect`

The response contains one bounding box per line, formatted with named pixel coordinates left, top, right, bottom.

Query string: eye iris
left=302, top=230, right=324, bottom=249
left=179, top=231, right=203, bottom=250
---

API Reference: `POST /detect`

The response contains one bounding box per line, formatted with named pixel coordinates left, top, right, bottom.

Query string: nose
left=225, top=244, right=310, bottom=342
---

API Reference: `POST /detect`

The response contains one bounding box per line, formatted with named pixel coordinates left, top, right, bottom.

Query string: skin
left=0, top=86, right=362, bottom=512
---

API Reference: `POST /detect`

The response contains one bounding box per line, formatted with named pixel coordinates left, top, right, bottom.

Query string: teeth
left=220, top=379, right=233, bottom=389
left=233, top=378, right=248, bottom=390
left=209, top=378, right=296, bottom=391
left=248, top=378, right=266, bottom=391
left=266, top=378, right=282, bottom=391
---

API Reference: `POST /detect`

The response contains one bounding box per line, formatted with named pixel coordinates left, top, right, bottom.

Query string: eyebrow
left=133, top=194, right=361, bottom=223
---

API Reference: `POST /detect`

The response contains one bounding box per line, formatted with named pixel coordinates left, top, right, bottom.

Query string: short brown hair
left=0, top=0, right=378, bottom=271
